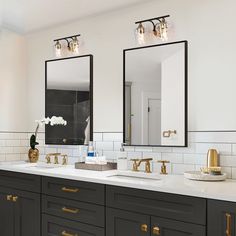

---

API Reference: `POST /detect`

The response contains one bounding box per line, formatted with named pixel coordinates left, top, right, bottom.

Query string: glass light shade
left=54, top=41, right=62, bottom=57
left=135, top=23, right=145, bottom=45
left=159, top=19, right=168, bottom=41
left=69, top=37, right=79, bottom=54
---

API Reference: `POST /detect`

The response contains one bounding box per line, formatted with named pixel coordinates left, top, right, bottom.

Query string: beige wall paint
left=0, top=29, right=28, bottom=132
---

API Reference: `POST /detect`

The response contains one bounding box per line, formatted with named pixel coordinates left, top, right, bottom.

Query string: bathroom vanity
left=0, top=165, right=235, bottom=236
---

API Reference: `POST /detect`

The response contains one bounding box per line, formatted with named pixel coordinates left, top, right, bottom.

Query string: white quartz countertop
left=0, top=161, right=235, bottom=202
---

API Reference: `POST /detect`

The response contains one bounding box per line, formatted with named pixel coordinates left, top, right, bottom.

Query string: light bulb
left=135, top=23, right=145, bottom=44
left=54, top=41, right=62, bottom=57
left=159, top=18, right=168, bottom=41
left=69, top=37, right=79, bottom=54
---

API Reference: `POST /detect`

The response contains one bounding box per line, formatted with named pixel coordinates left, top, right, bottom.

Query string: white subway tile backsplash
left=143, top=152, right=161, bottom=161
left=190, top=132, right=236, bottom=143
left=195, top=143, right=231, bottom=155
left=127, top=152, right=142, bottom=160
left=220, top=156, right=236, bottom=167
left=93, top=133, right=103, bottom=141
left=95, top=141, right=113, bottom=151
left=1, top=131, right=236, bottom=179
left=183, top=154, right=207, bottom=165
left=172, top=164, right=195, bottom=175
left=103, top=133, right=123, bottom=142
left=161, top=153, right=183, bottom=164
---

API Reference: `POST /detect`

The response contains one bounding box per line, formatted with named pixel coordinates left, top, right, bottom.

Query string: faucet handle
left=143, top=158, right=153, bottom=173
left=158, top=160, right=170, bottom=175
left=61, top=154, right=68, bottom=165
left=45, top=154, right=51, bottom=164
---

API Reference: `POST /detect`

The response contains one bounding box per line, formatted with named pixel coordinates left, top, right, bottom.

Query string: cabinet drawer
left=42, top=214, right=104, bottom=236
left=106, top=185, right=206, bottom=225
left=151, top=216, right=206, bottom=236
left=42, top=177, right=105, bottom=205
left=0, top=170, right=41, bottom=193
left=42, top=195, right=104, bottom=227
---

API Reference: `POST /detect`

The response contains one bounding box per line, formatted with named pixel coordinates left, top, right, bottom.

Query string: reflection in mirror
left=124, top=41, right=187, bottom=147
left=45, top=55, right=93, bottom=145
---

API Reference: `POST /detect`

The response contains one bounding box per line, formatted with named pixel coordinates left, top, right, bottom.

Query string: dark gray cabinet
left=0, top=171, right=41, bottom=236
left=0, top=186, right=15, bottom=236
left=208, top=199, right=236, bottom=236
left=106, top=208, right=150, bottom=236
left=1, top=169, right=236, bottom=236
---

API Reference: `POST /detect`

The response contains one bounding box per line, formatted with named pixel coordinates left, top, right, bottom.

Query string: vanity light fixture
left=135, top=15, right=170, bottom=44
left=53, top=34, right=81, bottom=57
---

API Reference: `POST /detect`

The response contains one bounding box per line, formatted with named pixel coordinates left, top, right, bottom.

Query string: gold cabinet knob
left=153, top=226, right=161, bottom=235
left=12, top=196, right=18, bottom=202
left=140, top=224, right=148, bottom=232
left=6, top=195, right=13, bottom=201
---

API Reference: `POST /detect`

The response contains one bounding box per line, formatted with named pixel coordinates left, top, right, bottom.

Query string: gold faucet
left=158, top=160, right=170, bottom=175
left=45, top=153, right=61, bottom=164
left=131, top=158, right=153, bottom=173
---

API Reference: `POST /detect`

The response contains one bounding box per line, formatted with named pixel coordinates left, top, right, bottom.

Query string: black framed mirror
left=45, top=55, right=93, bottom=145
left=123, top=41, right=188, bottom=147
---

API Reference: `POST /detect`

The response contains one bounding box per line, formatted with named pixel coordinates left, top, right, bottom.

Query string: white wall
left=0, top=29, right=28, bottom=132
left=25, top=0, right=236, bottom=132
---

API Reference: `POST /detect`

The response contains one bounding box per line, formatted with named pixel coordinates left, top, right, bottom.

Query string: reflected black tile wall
left=46, top=89, right=90, bottom=145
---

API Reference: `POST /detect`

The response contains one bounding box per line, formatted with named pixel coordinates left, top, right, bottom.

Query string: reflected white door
left=148, top=99, right=161, bottom=145
left=161, top=49, right=185, bottom=145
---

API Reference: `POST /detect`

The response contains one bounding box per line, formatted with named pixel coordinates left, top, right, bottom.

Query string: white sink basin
left=12, top=162, right=64, bottom=169
left=107, top=171, right=161, bottom=182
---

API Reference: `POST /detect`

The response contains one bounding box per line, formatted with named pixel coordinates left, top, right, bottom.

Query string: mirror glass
left=45, top=55, right=93, bottom=145
left=124, top=41, right=187, bottom=147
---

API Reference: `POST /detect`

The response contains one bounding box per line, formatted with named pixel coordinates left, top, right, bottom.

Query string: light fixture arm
left=135, top=15, right=170, bottom=25
left=53, top=34, right=81, bottom=42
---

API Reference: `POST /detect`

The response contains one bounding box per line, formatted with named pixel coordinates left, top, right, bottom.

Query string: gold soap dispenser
left=207, top=149, right=219, bottom=168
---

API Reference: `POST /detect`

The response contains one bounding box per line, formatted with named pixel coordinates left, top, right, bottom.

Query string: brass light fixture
left=135, top=15, right=170, bottom=44
left=53, top=34, right=81, bottom=57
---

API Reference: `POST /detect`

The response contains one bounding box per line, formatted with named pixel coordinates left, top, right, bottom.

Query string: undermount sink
left=12, top=162, right=64, bottom=169
left=107, top=171, right=161, bottom=182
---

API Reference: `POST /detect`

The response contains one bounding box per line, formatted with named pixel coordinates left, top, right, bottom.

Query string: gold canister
left=207, top=149, right=219, bottom=168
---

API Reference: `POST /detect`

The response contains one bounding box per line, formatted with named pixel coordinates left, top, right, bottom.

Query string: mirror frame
left=45, top=54, right=93, bottom=145
left=123, top=41, right=188, bottom=147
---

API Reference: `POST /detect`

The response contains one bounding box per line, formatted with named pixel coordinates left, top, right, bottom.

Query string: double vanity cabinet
left=0, top=169, right=235, bottom=236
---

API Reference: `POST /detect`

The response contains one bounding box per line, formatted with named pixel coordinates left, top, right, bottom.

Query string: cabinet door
left=208, top=200, right=236, bottom=236
left=151, top=216, right=206, bottom=236
left=0, top=187, right=15, bottom=236
left=14, top=189, right=41, bottom=236
left=106, top=208, right=150, bottom=236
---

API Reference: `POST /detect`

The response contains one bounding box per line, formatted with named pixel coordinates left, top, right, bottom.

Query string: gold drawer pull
left=62, top=207, right=79, bottom=214
left=153, top=226, right=161, bottom=235
left=62, top=187, right=79, bottom=193
left=226, top=213, right=232, bottom=236
left=141, top=224, right=148, bottom=232
left=61, top=230, right=78, bottom=236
